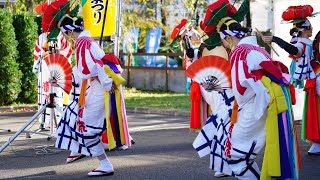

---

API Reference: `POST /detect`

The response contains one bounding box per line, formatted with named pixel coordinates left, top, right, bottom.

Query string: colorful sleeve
left=272, top=36, right=299, bottom=55
left=75, top=38, right=104, bottom=79
left=246, top=50, right=282, bottom=80
left=76, top=38, right=113, bottom=90
left=235, top=59, right=270, bottom=121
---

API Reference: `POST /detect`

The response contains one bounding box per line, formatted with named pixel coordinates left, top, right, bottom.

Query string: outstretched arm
left=262, top=36, right=301, bottom=56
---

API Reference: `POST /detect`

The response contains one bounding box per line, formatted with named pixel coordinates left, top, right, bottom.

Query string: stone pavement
left=0, top=111, right=319, bottom=180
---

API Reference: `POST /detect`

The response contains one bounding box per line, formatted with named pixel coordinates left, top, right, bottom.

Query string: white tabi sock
left=70, top=151, right=81, bottom=156
left=97, top=157, right=114, bottom=171
left=308, top=143, right=320, bottom=153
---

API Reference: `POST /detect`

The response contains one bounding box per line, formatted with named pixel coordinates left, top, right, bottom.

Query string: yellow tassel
left=78, top=79, right=87, bottom=107
left=230, top=99, right=238, bottom=124
left=104, top=66, right=126, bottom=86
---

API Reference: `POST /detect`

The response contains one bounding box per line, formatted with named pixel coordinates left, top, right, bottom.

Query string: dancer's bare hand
left=49, top=79, right=59, bottom=87
left=262, top=36, right=273, bottom=44
left=110, top=83, right=117, bottom=94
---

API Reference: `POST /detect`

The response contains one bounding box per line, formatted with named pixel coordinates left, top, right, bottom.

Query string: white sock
left=70, top=151, right=81, bottom=156
left=308, top=143, right=320, bottom=153
left=98, top=157, right=113, bottom=171
left=100, top=158, right=110, bottom=166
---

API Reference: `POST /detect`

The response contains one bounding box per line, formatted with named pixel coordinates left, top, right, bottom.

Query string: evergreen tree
left=13, top=13, right=38, bottom=104
left=34, top=15, right=43, bottom=35
left=0, top=9, right=22, bottom=105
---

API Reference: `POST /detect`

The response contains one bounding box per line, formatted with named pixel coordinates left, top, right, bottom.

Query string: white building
left=0, top=0, right=16, bottom=8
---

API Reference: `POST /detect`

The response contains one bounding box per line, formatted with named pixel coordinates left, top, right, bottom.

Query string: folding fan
left=44, top=53, right=72, bottom=94
left=185, top=55, right=232, bottom=92
left=42, top=0, right=69, bottom=33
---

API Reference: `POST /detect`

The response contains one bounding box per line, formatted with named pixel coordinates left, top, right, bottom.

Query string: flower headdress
left=200, top=0, right=249, bottom=50
left=281, top=5, right=319, bottom=43
left=41, top=0, right=79, bottom=42
left=169, top=18, right=197, bottom=47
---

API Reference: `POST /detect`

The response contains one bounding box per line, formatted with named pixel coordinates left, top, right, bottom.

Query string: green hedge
left=13, top=13, right=38, bottom=104
left=34, top=15, right=43, bottom=35
left=0, top=9, right=22, bottom=105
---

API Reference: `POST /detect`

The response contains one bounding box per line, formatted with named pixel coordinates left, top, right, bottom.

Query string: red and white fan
left=185, top=55, right=232, bottom=92
left=44, top=53, right=72, bottom=94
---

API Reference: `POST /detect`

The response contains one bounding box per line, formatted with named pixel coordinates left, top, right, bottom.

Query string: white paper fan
left=185, top=55, right=232, bottom=92
left=44, top=53, right=72, bottom=94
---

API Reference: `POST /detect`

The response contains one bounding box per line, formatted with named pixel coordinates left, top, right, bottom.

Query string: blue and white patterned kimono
left=292, top=38, right=315, bottom=80
left=193, top=89, right=235, bottom=176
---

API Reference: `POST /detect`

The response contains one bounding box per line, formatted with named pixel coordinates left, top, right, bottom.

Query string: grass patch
left=3, top=88, right=191, bottom=111
left=123, top=87, right=190, bottom=111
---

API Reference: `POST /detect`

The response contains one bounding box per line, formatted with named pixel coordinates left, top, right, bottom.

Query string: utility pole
left=270, top=0, right=275, bottom=57
left=114, top=0, right=121, bottom=57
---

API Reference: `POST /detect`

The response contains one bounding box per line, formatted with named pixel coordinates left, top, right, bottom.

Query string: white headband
left=219, top=30, right=246, bottom=39
left=299, top=19, right=311, bottom=31
left=60, top=24, right=84, bottom=32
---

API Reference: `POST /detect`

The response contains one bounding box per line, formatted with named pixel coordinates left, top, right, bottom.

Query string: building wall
left=251, top=0, right=272, bottom=31
left=122, top=68, right=187, bottom=92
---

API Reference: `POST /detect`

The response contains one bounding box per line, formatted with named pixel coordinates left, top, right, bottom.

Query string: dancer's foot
left=129, top=135, right=135, bottom=144
left=66, top=152, right=85, bottom=163
left=214, top=172, right=228, bottom=178
left=117, top=145, right=128, bottom=150
left=88, top=164, right=114, bottom=176
left=131, top=139, right=135, bottom=144
left=308, top=143, right=320, bottom=155
left=102, top=143, right=109, bottom=150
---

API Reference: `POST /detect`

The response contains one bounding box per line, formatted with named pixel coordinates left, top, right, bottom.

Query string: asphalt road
left=0, top=112, right=319, bottom=180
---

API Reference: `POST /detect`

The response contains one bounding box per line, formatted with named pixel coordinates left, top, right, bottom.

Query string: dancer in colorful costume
left=191, top=1, right=237, bottom=177
left=171, top=14, right=234, bottom=178
left=262, top=5, right=320, bottom=155
left=171, top=19, right=209, bottom=130
left=55, top=16, right=115, bottom=176
left=33, top=2, right=72, bottom=128
left=43, top=0, right=130, bottom=176
left=100, top=54, right=132, bottom=150
left=193, top=0, right=301, bottom=179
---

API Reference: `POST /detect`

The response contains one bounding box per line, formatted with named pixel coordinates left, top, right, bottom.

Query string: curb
left=126, top=107, right=190, bottom=117
left=0, top=105, right=190, bottom=117
left=0, top=106, right=302, bottom=124
left=0, top=105, right=38, bottom=113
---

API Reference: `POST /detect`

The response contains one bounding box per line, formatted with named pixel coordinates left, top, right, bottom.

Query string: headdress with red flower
left=281, top=5, right=319, bottom=43
left=169, top=18, right=197, bottom=47
left=200, top=0, right=249, bottom=50
left=39, top=0, right=79, bottom=42
left=282, top=5, right=319, bottom=24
